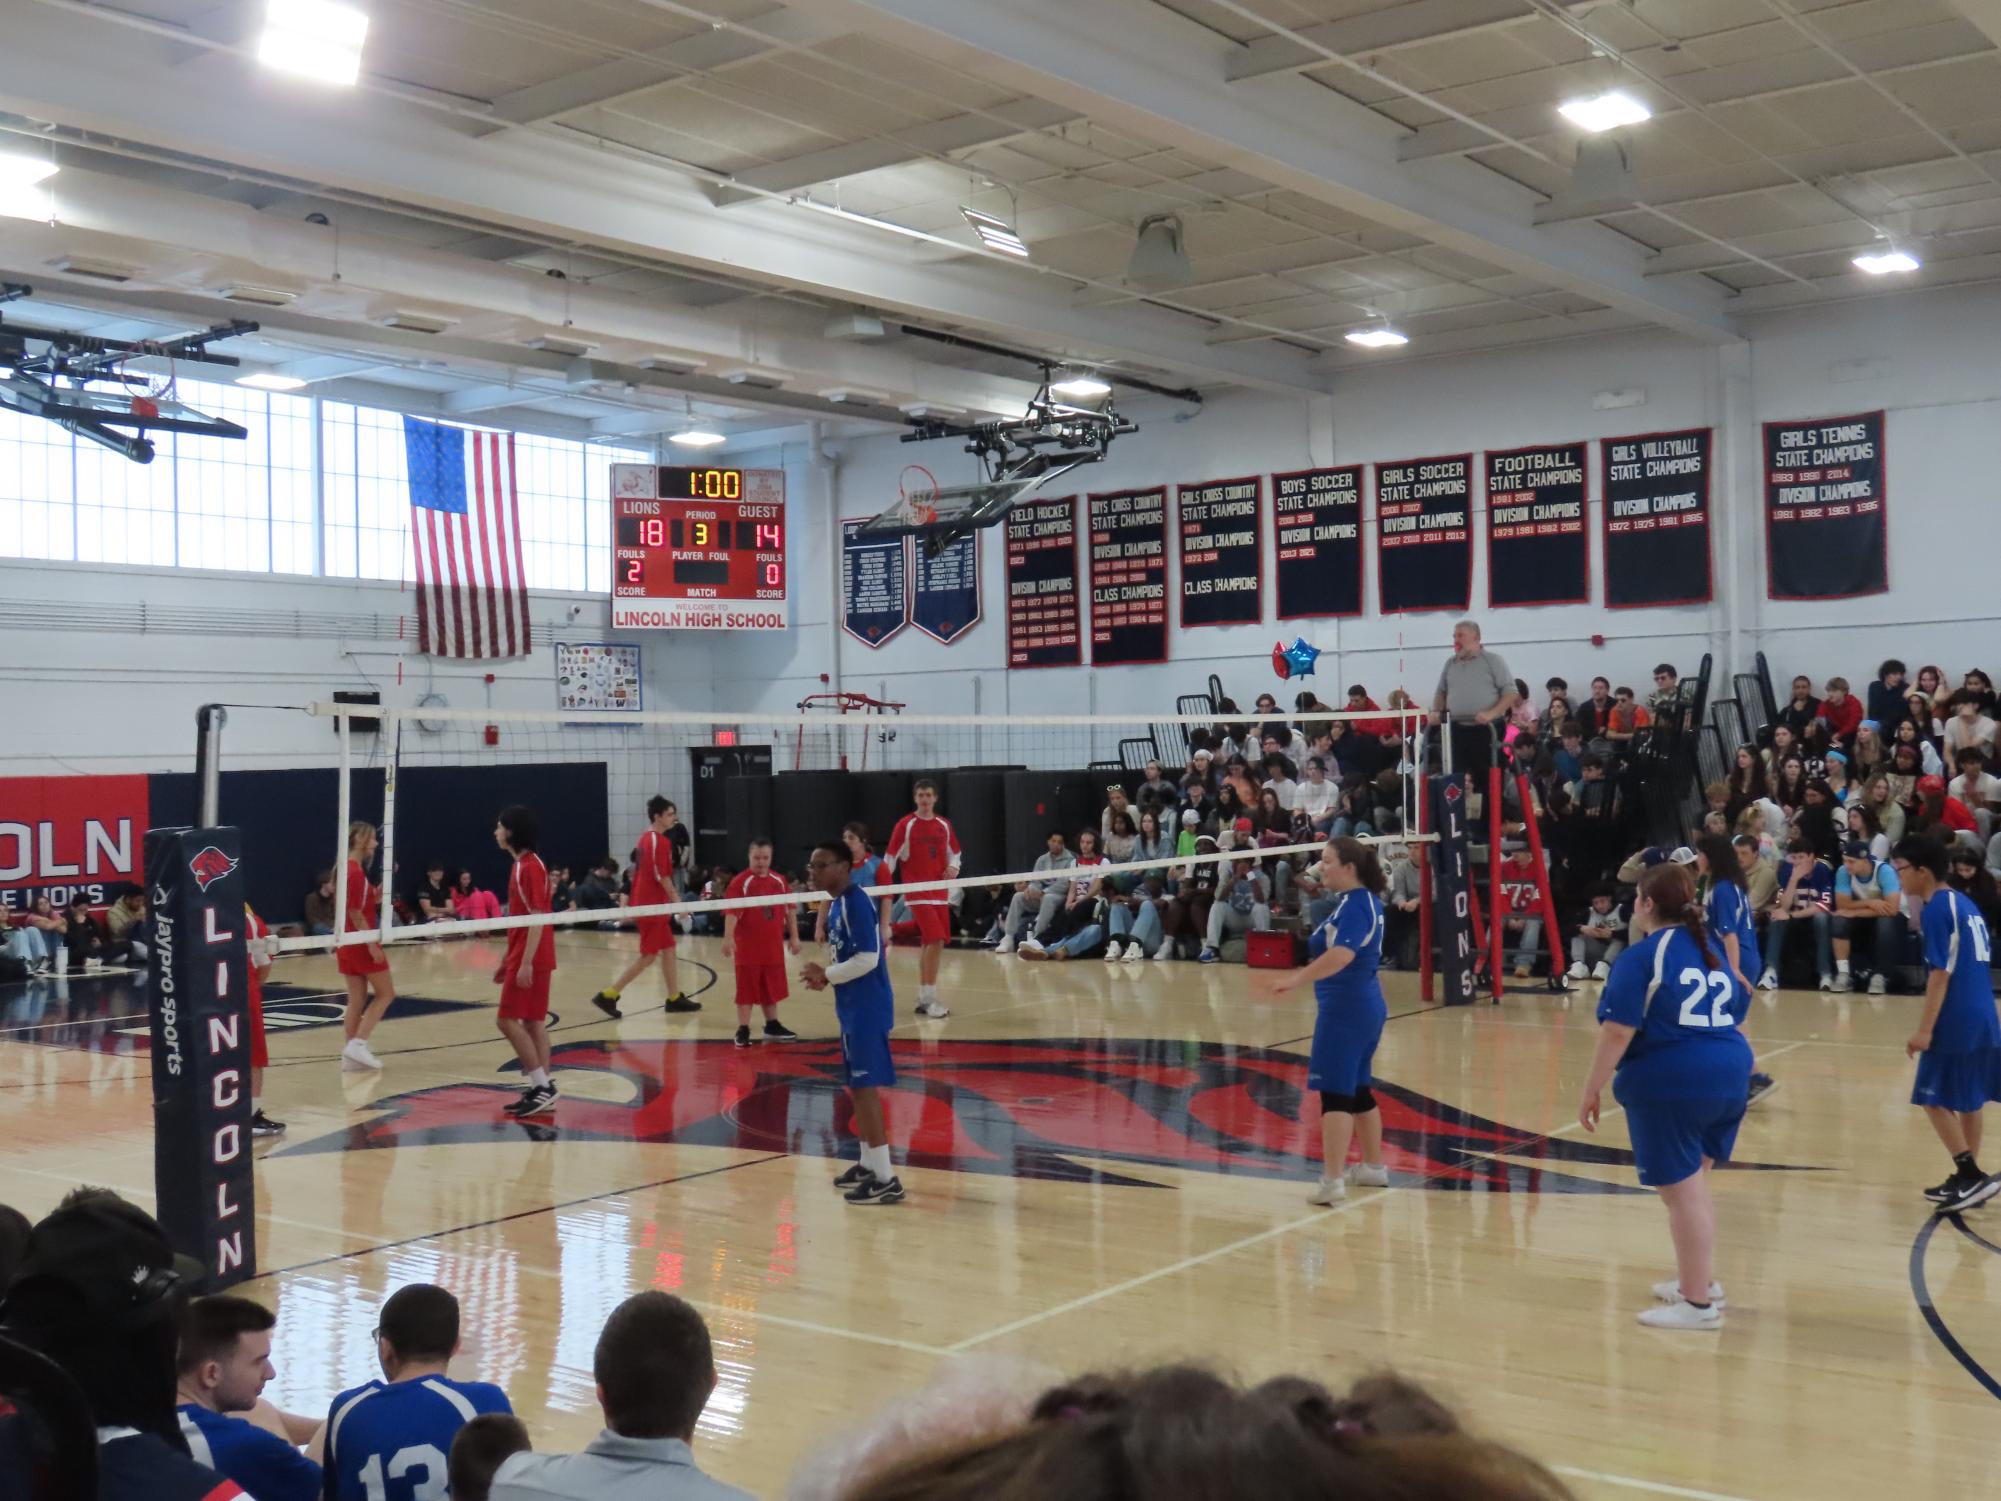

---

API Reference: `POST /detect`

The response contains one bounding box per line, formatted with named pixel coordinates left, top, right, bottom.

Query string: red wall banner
left=0, top=774, right=151, bottom=911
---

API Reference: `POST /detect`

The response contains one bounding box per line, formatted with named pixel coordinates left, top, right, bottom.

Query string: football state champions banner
left=1602, top=428, right=1713, bottom=608
left=1088, top=488, right=1170, bottom=665
left=1485, top=442, right=1588, bottom=607
left=1176, top=475, right=1262, bottom=627
left=912, top=531, right=981, bottom=644
left=0, top=773, right=149, bottom=913
left=840, top=517, right=910, bottom=647
left=1005, top=495, right=1081, bottom=668
left=147, top=826, right=256, bottom=1288
left=1272, top=466, right=1363, bottom=619
left=1376, top=455, right=1472, bottom=614
left=1764, top=410, right=1887, bottom=600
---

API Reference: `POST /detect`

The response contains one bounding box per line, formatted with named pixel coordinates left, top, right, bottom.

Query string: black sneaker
left=250, top=1109, right=286, bottom=1137
left=734, top=1025, right=753, bottom=1049
left=763, top=1019, right=798, bottom=1040
left=844, top=1174, right=905, bottom=1205
left=503, top=1086, right=541, bottom=1117
left=833, top=1162, right=873, bottom=1188
left=1924, top=1174, right=1960, bottom=1203
left=1745, top=1073, right=1778, bottom=1108
left=591, top=990, right=622, bottom=1020
left=662, top=993, right=703, bottom=1014
left=1934, top=1173, right=2001, bottom=1215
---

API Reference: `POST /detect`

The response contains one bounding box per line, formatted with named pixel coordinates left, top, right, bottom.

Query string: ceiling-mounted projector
left=1126, top=214, right=1194, bottom=290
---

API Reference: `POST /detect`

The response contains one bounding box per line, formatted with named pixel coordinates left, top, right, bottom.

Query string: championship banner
left=1088, top=487, right=1170, bottom=665
left=1602, top=428, right=1713, bottom=608
left=1272, top=466, right=1363, bottom=619
left=912, top=530, right=982, bottom=644
left=1176, top=475, right=1262, bottom=627
left=1485, top=442, right=1589, bottom=608
left=0, top=773, right=149, bottom=913
left=1427, top=777, right=1478, bottom=1007
left=840, top=517, right=910, bottom=647
left=1376, top=454, right=1472, bottom=614
left=147, top=825, right=256, bottom=1287
left=1764, top=410, right=1887, bottom=600
left=1005, top=495, right=1081, bottom=668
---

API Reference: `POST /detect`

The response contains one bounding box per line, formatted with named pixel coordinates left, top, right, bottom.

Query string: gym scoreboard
left=610, top=463, right=788, bottom=630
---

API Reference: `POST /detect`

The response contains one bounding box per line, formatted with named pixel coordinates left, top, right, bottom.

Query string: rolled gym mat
left=770, top=770, right=858, bottom=877
left=943, top=768, right=1011, bottom=879
left=1002, top=769, right=1103, bottom=872
left=721, top=775, right=774, bottom=872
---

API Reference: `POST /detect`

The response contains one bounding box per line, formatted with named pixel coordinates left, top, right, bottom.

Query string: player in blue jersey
left=1269, top=837, right=1392, bottom=1206
left=802, top=839, right=904, bottom=1205
left=1580, top=862, right=1753, bottom=1330
left=323, top=1284, right=512, bottom=1501
left=1892, top=837, right=2001, bottom=1215
left=1695, top=834, right=1777, bottom=1108
left=176, top=1295, right=323, bottom=1501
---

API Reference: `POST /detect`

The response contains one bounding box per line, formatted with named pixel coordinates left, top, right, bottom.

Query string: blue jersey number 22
left=1676, top=967, right=1732, bottom=1029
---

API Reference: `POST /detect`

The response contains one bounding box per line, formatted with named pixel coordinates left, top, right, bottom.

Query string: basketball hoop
left=899, top=464, right=940, bottom=528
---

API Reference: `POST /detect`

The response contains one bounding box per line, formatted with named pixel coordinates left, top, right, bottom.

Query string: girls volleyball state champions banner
left=1005, top=495, right=1082, bottom=668
left=1763, top=410, right=1887, bottom=600
left=1602, top=427, right=1713, bottom=608
left=912, top=531, right=982, bottom=644
left=1176, top=475, right=1262, bottom=627
left=1376, top=454, right=1472, bottom=613
left=840, top=517, right=909, bottom=647
left=1272, top=466, right=1363, bottom=619
left=1485, top=442, right=1588, bottom=607
left=1088, top=487, right=1170, bottom=665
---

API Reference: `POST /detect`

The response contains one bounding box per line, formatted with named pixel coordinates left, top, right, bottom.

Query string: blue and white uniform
left=1911, top=887, right=2001, bottom=1112
left=1704, top=877, right=1760, bottom=1017
left=323, top=1375, right=512, bottom=1501
left=1598, top=926, right=1755, bottom=1187
left=1307, top=887, right=1388, bottom=1097
left=827, top=879, right=896, bottom=1088
left=177, top=1404, right=321, bottom=1501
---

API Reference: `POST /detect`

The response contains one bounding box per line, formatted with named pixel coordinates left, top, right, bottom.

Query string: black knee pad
left=1319, top=1087, right=1376, bottom=1115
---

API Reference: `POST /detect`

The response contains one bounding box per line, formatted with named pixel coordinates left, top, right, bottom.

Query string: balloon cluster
left=1271, top=637, right=1323, bottom=681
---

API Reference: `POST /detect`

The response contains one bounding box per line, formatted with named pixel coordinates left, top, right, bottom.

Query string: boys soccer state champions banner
left=1272, top=466, right=1363, bottom=619
left=1485, top=442, right=1589, bottom=608
left=1763, top=410, right=1887, bottom=600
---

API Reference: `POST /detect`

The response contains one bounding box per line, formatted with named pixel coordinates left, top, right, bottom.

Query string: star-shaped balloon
left=1272, top=637, right=1323, bottom=681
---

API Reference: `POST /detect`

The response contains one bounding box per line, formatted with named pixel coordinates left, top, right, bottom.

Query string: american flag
left=403, top=415, right=532, bottom=658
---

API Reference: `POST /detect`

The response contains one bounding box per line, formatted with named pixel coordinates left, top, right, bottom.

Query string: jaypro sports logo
left=281, top=1035, right=1811, bottom=1192
left=188, top=845, right=239, bottom=892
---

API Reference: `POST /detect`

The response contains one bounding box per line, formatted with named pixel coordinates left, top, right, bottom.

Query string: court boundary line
left=1912, top=1213, right=2001, bottom=1402
left=1550, top=1464, right=1763, bottom=1501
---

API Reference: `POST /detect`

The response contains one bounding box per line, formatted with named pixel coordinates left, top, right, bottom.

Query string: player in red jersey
left=881, top=779, right=961, bottom=1018
left=494, top=805, right=559, bottom=1118
left=337, top=821, right=395, bottom=1073
left=722, top=837, right=802, bottom=1048
left=243, top=903, right=284, bottom=1137
left=592, top=794, right=698, bottom=1019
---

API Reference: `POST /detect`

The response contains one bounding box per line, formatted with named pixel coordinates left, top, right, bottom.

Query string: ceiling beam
left=1226, top=0, right=1590, bottom=84
left=1946, top=1, right=2001, bottom=48
left=441, top=383, right=537, bottom=415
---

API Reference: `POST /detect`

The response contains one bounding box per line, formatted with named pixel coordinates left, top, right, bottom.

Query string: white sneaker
left=1637, top=1298, right=1723, bottom=1330
left=1346, top=1162, right=1391, bottom=1188
left=1566, top=961, right=1588, bottom=980
left=1308, top=1176, right=1347, bottom=1205
left=341, top=1037, right=382, bottom=1072
left=1651, top=1278, right=1726, bottom=1309
left=1758, top=970, right=1778, bottom=990
left=1151, top=941, right=1175, bottom=961
left=1103, top=941, right=1123, bottom=962
left=995, top=936, right=1016, bottom=955
left=1591, top=961, right=1610, bottom=981
left=1867, top=974, right=1887, bottom=995
left=1123, top=943, right=1146, bottom=963
left=914, top=997, right=950, bottom=1019
left=1817, top=975, right=1834, bottom=992
left=1831, top=973, right=1853, bottom=994
left=1019, top=933, right=1045, bottom=954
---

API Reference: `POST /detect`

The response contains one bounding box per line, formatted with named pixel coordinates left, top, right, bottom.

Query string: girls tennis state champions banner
left=1602, top=428, right=1713, bottom=608
left=1764, top=410, right=1887, bottom=600
left=1089, top=488, right=1170, bottom=664
left=1273, top=466, right=1363, bottom=619
left=840, top=517, right=909, bottom=647
left=1177, top=476, right=1262, bottom=628
left=1376, top=454, right=1471, bottom=614
left=1005, top=495, right=1081, bottom=668
left=1486, top=442, right=1588, bottom=608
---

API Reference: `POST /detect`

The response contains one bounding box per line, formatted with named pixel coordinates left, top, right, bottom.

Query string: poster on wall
left=1272, top=466, right=1363, bottom=619
left=1005, top=495, right=1081, bottom=668
left=912, top=531, right=982, bottom=644
left=0, top=774, right=148, bottom=913
left=1485, top=442, right=1589, bottom=608
left=1764, top=410, right=1887, bottom=600
left=1602, top=428, right=1713, bottom=608
left=1088, top=487, right=1170, bottom=665
left=1176, top=475, right=1262, bottom=627
left=1376, top=454, right=1472, bottom=614
left=554, top=641, right=642, bottom=711
left=840, top=517, right=910, bottom=647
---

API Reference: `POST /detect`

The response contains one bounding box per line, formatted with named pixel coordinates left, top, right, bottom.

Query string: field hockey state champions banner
left=1602, top=428, right=1713, bottom=608
left=1089, top=488, right=1170, bottom=665
left=1485, top=442, right=1588, bottom=607
left=840, top=517, right=909, bottom=647
left=1177, top=476, right=1262, bottom=627
left=1764, top=410, right=1887, bottom=600
left=912, top=531, right=981, bottom=644
left=1005, top=496, right=1082, bottom=668
left=1272, top=467, right=1362, bottom=619
left=1376, top=454, right=1471, bottom=614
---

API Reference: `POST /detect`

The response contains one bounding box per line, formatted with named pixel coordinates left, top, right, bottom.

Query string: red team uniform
left=725, top=868, right=792, bottom=1007
left=631, top=827, right=678, bottom=956
left=336, top=858, right=388, bottom=976
left=882, top=812, right=962, bottom=944
left=499, top=852, right=558, bottom=1019
left=244, top=905, right=270, bottom=1070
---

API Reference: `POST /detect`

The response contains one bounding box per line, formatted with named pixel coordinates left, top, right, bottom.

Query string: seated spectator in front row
left=993, top=831, right=1074, bottom=953
left=1019, top=831, right=1108, bottom=960
left=1197, top=857, right=1270, bottom=964
left=1827, top=839, right=1908, bottom=993
left=451, top=1414, right=532, bottom=1501
left=303, top=871, right=337, bottom=935
left=452, top=869, right=503, bottom=922
left=105, top=883, right=149, bottom=963
left=61, top=896, right=113, bottom=970
left=569, top=859, right=621, bottom=913
left=4, top=895, right=64, bottom=974
left=412, top=863, right=455, bottom=923
left=176, top=1296, right=322, bottom=1501
left=1566, top=886, right=1626, bottom=981
left=490, top=1291, right=750, bottom=1501
left=1757, top=839, right=1836, bottom=990
left=1498, top=843, right=1544, bottom=978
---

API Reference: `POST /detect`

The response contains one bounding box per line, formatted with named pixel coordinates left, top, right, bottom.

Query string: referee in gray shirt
left=1431, top=620, right=1519, bottom=776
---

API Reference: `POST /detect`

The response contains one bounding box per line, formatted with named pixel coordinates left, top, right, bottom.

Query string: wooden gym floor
left=4, top=930, right=2000, bottom=1501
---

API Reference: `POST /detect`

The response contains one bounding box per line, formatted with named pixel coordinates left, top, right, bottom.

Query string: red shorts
left=735, top=962, right=788, bottom=1009
left=637, top=916, right=677, bottom=956
left=336, top=944, right=388, bottom=977
left=248, top=988, right=268, bottom=1070
left=498, top=969, right=552, bottom=1021
left=911, top=905, right=951, bottom=945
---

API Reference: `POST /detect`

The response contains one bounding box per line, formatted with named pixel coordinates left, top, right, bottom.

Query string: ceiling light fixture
left=237, top=372, right=309, bottom=392
left=1050, top=370, right=1112, bottom=399
left=257, top=0, right=370, bottom=87
left=669, top=428, right=728, bottom=448
left=1853, top=249, right=1920, bottom=275
left=0, top=150, right=56, bottom=222
left=1345, top=327, right=1410, bottom=350
left=960, top=206, right=1030, bottom=258
left=1558, top=90, right=1651, bottom=133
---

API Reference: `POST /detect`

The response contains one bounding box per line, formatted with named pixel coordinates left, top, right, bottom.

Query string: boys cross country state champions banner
left=1764, top=410, right=1887, bottom=600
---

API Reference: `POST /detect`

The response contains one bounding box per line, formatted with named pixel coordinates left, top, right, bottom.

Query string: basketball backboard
left=851, top=474, right=1040, bottom=556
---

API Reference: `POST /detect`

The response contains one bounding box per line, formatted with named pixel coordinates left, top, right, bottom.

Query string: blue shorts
left=1622, top=1096, right=1746, bottom=1188
left=1307, top=1000, right=1386, bottom=1096
left=840, top=1027, right=895, bottom=1089
left=1912, top=1047, right=2001, bottom=1113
